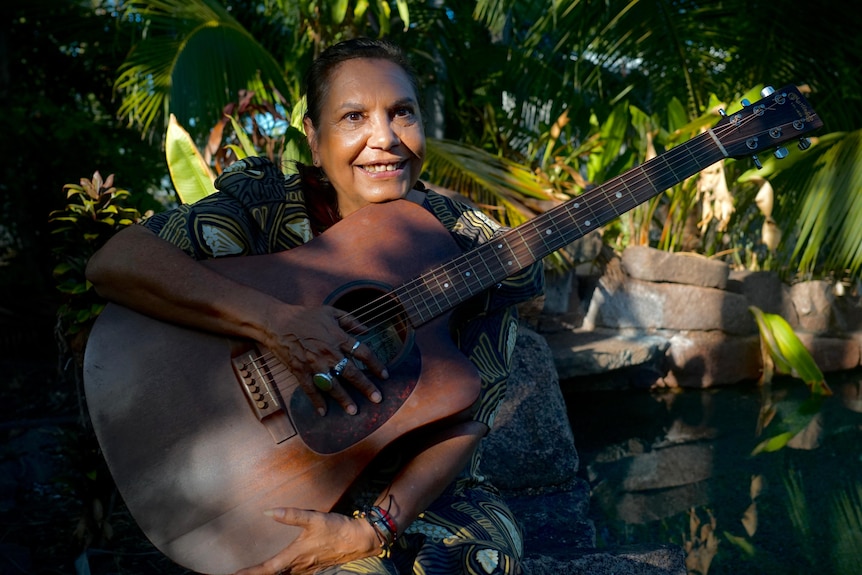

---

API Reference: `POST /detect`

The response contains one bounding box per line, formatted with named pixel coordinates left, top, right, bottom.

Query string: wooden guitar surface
left=83, top=200, right=481, bottom=574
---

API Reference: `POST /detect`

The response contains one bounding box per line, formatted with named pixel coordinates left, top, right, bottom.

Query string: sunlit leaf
left=228, top=115, right=257, bottom=158
left=749, top=306, right=829, bottom=394
left=166, top=114, right=216, bottom=204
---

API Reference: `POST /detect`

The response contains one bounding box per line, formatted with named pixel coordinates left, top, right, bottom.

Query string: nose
left=369, top=113, right=399, bottom=150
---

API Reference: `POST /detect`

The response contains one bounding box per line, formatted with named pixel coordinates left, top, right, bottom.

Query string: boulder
left=584, top=276, right=757, bottom=335
left=482, top=327, right=579, bottom=490
left=622, top=246, right=729, bottom=289
left=789, top=280, right=836, bottom=334
left=662, top=332, right=762, bottom=388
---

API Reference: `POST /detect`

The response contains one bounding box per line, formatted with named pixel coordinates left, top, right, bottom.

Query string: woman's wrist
left=353, top=505, right=398, bottom=555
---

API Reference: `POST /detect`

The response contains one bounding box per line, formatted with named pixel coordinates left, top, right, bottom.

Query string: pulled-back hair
left=298, top=37, right=420, bottom=234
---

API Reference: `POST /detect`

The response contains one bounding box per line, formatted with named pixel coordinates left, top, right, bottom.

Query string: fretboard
left=394, top=129, right=727, bottom=327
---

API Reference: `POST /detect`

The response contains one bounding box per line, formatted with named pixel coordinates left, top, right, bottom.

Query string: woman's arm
left=86, top=224, right=387, bottom=415
left=234, top=420, right=487, bottom=575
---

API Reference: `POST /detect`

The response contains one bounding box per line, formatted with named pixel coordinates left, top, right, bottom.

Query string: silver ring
left=333, top=357, right=350, bottom=376
left=350, top=340, right=361, bottom=356
left=313, top=372, right=334, bottom=392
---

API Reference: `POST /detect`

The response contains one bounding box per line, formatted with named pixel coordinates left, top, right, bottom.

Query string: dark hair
left=297, top=38, right=420, bottom=234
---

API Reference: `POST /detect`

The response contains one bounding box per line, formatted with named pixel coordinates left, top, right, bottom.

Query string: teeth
left=364, top=163, right=400, bottom=173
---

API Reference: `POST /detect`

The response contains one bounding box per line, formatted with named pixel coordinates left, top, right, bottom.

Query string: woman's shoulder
left=214, top=157, right=305, bottom=207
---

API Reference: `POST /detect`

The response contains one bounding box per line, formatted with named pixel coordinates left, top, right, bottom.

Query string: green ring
left=313, top=372, right=334, bottom=392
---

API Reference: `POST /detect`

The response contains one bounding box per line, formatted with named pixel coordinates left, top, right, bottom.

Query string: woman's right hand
left=261, top=303, right=389, bottom=416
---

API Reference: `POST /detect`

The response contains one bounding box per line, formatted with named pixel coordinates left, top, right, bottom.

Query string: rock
left=663, top=332, right=762, bottom=388
left=790, top=280, right=836, bottom=334
left=728, top=269, right=798, bottom=324
left=507, top=484, right=596, bottom=554
left=622, top=246, right=729, bottom=289
left=794, top=333, right=862, bottom=373
left=584, top=276, right=757, bottom=335
left=545, top=328, right=669, bottom=381
left=482, top=327, right=579, bottom=490
left=523, top=544, right=687, bottom=575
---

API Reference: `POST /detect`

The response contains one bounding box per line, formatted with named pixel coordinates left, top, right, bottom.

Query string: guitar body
left=83, top=200, right=481, bottom=574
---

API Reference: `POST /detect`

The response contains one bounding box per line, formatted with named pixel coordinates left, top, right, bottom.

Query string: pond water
left=565, top=369, right=862, bottom=575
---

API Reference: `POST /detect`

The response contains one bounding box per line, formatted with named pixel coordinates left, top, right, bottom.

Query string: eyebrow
left=336, top=96, right=418, bottom=112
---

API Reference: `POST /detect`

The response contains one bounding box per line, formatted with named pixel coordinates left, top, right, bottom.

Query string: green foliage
left=48, top=173, right=143, bottom=349
left=748, top=305, right=831, bottom=455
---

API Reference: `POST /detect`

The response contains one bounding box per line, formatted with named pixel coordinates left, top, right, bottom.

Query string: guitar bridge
left=231, top=348, right=297, bottom=444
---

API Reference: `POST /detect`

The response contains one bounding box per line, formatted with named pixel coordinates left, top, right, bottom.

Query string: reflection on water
left=565, top=369, right=862, bottom=575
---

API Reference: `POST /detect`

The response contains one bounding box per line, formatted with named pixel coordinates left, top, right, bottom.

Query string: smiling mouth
left=360, top=161, right=405, bottom=173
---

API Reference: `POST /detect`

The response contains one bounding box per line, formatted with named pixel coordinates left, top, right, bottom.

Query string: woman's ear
left=303, top=117, right=320, bottom=166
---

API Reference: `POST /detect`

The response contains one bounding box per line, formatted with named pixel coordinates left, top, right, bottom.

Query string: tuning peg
left=798, top=137, right=812, bottom=150
left=774, top=147, right=789, bottom=159
left=752, top=155, right=763, bottom=169
left=741, top=99, right=751, bottom=107
left=761, top=86, right=775, bottom=97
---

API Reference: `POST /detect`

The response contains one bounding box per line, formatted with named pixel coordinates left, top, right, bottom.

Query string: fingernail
left=263, top=508, right=282, bottom=518
left=347, top=404, right=358, bottom=415
left=317, top=407, right=326, bottom=417
left=371, top=391, right=382, bottom=403
left=381, top=369, right=389, bottom=379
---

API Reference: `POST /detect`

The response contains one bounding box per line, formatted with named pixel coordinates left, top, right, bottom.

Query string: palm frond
left=777, top=130, right=862, bottom=279
left=116, top=0, right=293, bottom=140
left=424, top=138, right=557, bottom=228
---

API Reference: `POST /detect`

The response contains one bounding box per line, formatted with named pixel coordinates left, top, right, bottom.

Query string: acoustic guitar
left=84, top=85, right=821, bottom=574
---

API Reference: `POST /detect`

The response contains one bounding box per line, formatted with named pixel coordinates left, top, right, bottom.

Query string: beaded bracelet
left=353, top=505, right=398, bottom=552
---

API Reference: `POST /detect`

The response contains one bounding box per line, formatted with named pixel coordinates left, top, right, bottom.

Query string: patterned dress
left=142, top=157, right=544, bottom=575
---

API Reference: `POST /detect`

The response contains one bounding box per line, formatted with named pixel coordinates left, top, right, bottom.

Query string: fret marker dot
left=574, top=202, right=580, bottom=208
left=465, top=271, right=471, bottom=277
left=545, top=229, right=552, bottom=235
left=616, top=191, right=622, bottom=198
left=444, top=282, right=450, bottom=288
left=585, top=220, right=591, bottom=226
left=507, top=261, right=513, bottom=266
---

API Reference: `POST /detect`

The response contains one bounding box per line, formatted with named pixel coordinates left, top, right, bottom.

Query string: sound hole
left=289, top=282, right=420, bottom=455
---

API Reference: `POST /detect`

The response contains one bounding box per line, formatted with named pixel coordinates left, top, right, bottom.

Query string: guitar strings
left=248, top=94, right=805, bottom=394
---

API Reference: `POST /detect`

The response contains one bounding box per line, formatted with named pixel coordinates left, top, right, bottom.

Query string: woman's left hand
left=234, top=507, right=380, bottom=575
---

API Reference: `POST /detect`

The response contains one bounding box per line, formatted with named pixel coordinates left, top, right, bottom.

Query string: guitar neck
left=397, top=130, right=726, bottom=326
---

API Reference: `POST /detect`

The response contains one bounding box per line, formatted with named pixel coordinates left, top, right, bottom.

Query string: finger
left=297, top=376, right=329, bottom=417
left=263, top=507, right=314, bottom=527
left=349, top=341, right=389, bottom=380
left=338, top=362, right=382, bottom=404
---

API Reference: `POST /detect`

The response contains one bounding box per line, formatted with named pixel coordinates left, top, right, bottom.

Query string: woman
left=86, top=38, right=543, bottom=575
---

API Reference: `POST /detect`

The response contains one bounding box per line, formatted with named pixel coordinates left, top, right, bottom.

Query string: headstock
left=712, top=85, right=823, bottom=167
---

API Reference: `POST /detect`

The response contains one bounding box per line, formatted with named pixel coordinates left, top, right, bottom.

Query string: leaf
left=331, top=0, right=349, bottom=24
left=228, top=114, right=257, bottom=158
left=166, top=114, right=216, bottom=204
left=394, top=0, right=410, bottom=29
left=749, top=306, right=830, bottom=395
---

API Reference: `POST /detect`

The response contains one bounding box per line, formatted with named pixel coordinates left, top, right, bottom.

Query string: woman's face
left=304, top=58, right=425, bottom=218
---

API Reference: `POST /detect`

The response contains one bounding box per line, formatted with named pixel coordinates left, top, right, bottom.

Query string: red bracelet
left=353, top=505, right=398, bottom=550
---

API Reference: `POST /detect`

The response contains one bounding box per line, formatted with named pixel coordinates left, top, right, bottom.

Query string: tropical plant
left=48, top=172, right=145, bottom=363
left=748, top=305, right=831, bottom=456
